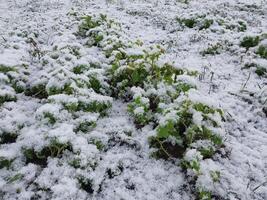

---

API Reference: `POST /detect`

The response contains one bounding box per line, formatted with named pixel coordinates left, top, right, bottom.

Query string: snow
left=0, top=0, right=267, bottom=199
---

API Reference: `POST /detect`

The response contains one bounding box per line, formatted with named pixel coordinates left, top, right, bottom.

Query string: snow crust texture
left=0, top=0, right=267, bottom=200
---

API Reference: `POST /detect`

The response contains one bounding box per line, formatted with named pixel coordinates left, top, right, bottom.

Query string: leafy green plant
left=76, top=14, right=225, bottom=199
left=243, top=63, right=267, bottom=77
left=210, top=170, right=221, bottom=183
left=0, top=92, right=17, bottom=105
left=201, top=43, right=222, bottom=56
left=128, top=96, right=152, bottom=127
left=77, top=176, right=94, bottom=193
left=75, top=120, right=96, bottom=133
left=255, top=67, right=267, bottom=77
left=88, top=75, right=102, bottom=93
left=0, top=132, right=18, bottom=144
left=240, top=36, right=260, bottom=50
left=198, top=188, right=212, bottom=200
left=256, top=45, right=267, bottom=59
left=77, top=100, right=112, bottom=116
left=90, top=139, right=105, bottom=151
left=0, top=65, right=16, bottom=73
left=43, top=112, right=57, bottom=124
left=25, top=84, right=48, bottom=99
left=177, top=18, right=197, bottom=28
left=199, top=19, right=213, bottom=30
left=0, top=157, right=13, bottom=169
left=237, top=21, right=247, bottom=32
left=23, top=140, right=72, bottom=166
left=78, top=15, right=101, bottom=37
left=47, top=83, right=74, bottom=96
left=12, top=81, right=25, bottom=93
left=73, top=65, right=89, bottom=74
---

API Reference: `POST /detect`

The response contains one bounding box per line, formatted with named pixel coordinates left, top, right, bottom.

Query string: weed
left=256, top=45, right=267, bottom=59
left=240, top=36, right=260, bottom=50
left=0, top=157, right=13, bottom=169
left=201, top=43, right=222, bottom=56
left=199, top=19, right=213, bottom=30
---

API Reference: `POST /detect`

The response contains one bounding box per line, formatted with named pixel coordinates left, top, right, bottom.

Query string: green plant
left=77, top=176, right=94, bottom=193
left=76, top=14, right=225, bottom=199
left=240, top=36, right=260, bottom=49
left=201, top=43, right=222, bottom=56
left=177, top=18, right=197, bottom=28
left=198, top=188, right=212, bottom=200
left=255, top=67, right=267, bottom=76
left=0, top=65, right=16, bottom=73
left=43, top=112, right=57, bottom=124
left=47, top=83, right=74, bottom=96
left=88, top=75, right=102, bottom=93
left=210, top=170, right=221, bottom=183
left=73, top=65, right=89, bottom=74
left=77, top=100, right=112, bottom=116
left=23, top=140, right=71, bottom=166
left=0, top=157, right=13, bottom=169
left=237, top=21, right=247, bottom=32
left=75, top=120, right=96, bottom=133
left=12, top=81, right=25, bottom=93
left=78, top=16, right=101, bottom=37
left=0, top=132, right=18, bottom=144
left=90, top=139, right=105, bottom=151
left=199, top=19, right=213, bottom=30
left=256, top=45, right=267, bottom=59
left=128, top=96, right=152, bottom=126
left=0, top=92, right=17, bottom=105
left=25, top=84, right=48, bottom=99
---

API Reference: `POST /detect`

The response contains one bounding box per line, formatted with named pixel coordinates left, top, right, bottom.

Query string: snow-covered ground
left=0, top=0, right=267, bottom=199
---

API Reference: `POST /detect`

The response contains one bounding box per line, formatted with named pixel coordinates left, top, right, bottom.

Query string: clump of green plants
left=23, top=140, right=72, bottom=166
left=0, top=157, right=13, bottom=169
left=89, top=139, right=105, bottom=151
left=0, top=64, right=16, bottom=73
left=198, top=188, right=212, bottom=200
left=256, top=45, right=267, bottom=59
left=46, top=83, right=74, bottom=96
left=78, top=14, right=225, bottom=199
left=255, top=67, right=267, bottom=77
left=225, top=21, right=247, bottom=32
left=243, top=62, right=267, bottom=77
left=88, top=75, right=103, bottom=94
left=77, top=176, right=94, bottom=193
left=73, top=64, right=89, bottom=74
left=237, top=21, right=247, bottom=32
left=12, top=81, right=25, bottom=93
left=201, top=43, right=222, bottom=56
left=178, top=18, right=197, bottom=28
left=199, top=19, right=214, bottom=30
left=77, top=99, right=112, bottom=116
left=25, top=83, right=48, bottom=99
left=0, top=132, right=18, bottom=144
left=77, top=15, right=101, bottom=37
left=128, top=95, right=152, bottom=127
left=0, top=91, right=17, bottom=105
left=240, top=36, right=260, bottom=50
left=75, top=120, right=97, bottom=133
left=150, top=100, right=223, bottom=159
left=43, top=112, right=57, bottom=124
left=177, top=17, right=214, bottom=30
